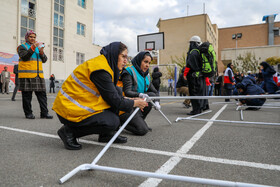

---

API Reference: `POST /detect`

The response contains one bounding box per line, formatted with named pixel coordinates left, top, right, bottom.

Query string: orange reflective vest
left=52, top=55, right=114, bottom=122
left=18, top=43, right=44, bottom=78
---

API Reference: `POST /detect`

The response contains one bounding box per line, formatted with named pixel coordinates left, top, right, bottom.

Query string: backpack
left=198, top=42, right=217, bottom=77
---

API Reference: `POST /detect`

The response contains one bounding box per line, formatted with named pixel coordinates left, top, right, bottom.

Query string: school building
left=156, top=14, right=280, bottom=73
left=0, top=0, right=101, bottom=81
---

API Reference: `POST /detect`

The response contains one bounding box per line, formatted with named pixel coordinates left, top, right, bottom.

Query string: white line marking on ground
left=139, top=104, right=228, bottom=187
left=1, top=109, right=280, bottom=177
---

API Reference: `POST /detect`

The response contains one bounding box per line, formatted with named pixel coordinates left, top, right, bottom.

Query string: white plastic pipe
left=182, top=118, right=280, bottom=126
left=67, top=164, right=271, bottom=187
left=150, top=94, right=280, bottom=100
left=175, top=110, right=212, bottom=122
left=150, top=100, right=172, bottom=125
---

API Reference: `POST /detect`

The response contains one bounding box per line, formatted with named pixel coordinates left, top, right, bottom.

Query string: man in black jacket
left=183, top=36, right=207, bottom=115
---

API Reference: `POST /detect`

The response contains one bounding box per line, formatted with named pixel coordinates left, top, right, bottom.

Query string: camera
left=38, top=42, right=45, bottom=48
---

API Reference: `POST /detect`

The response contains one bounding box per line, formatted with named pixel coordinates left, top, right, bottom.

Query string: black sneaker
left=25, top=114, right=35, bottom=119
left=40, top=114, right=53, bottom=119
left=98, top=134, right=127, bottom=143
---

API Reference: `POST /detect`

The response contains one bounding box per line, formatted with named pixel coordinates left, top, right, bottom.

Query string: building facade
left=219, top=17, right=280, bottom=72
left=0, top=0, right=101, bottom=80
left=156, top=14, right=219, bottom=71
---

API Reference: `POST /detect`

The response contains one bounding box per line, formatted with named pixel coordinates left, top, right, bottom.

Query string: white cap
left=189, top=35, right=202, bottom=45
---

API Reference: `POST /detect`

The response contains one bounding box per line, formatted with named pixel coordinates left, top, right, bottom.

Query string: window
left=53, top=0, right=65, bottom=62
left=20, top=0, right=36, bottom=43
left=76, top=52, right=85, bottom=65
left=274, top=29, right=279, bottom=36
left=77, top=22, right=85, bottom=36
left=78, top=0, right=86, bottom=8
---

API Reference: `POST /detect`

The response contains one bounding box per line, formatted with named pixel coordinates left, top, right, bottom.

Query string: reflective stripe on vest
left=18, top=70, right=43, bottom=73
left=18, top=43, right=44, bottom=78
left=59, top=88, right=95, bottom=113
left=71, top=72, right=100, bottom=97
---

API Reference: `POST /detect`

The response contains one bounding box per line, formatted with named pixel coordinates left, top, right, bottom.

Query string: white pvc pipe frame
left=59, top=95, right=279, bottom=186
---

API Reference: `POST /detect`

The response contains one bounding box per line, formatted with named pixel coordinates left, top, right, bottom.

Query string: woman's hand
left=133, top=99, right=148, bottom=110
left=39, top=46, right=44, bottom=54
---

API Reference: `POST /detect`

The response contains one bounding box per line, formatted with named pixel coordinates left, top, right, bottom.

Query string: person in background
left=120, top=51, right=159, bottom=135
left=273, top=72, right=278, bottom=86
left=176, top=66, right=191, bottom=108
left=49, top=74, right=55, bottom=93
left=234, top=72, right=242, bottom=84
left=208, top=76, right=215, bottom=96
left=214, top=73, right=223, bottom=96
left=151, top=66, right=162, bottom=93
left=17, top=30, right=53, bottom=119
left=235, top=74, right=266, bottom=110
left=0, top=73, right=2, bottom=93
left=11, top=64, right=19, bottom=101
left=167, top=77, right=173, bottom=95
left=1, top=66, right=10, bottom=94
left=223, top=63, right=235, bottom=102
left=184, top=35, right=207, bottom=115
left=260, top=61, right=278, bottom=94
left=53, top=42, right=147, bottom=150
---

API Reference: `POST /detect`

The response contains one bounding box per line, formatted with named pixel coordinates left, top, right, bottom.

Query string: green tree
left=265, top=56, right=280, bottom=66
left=170, top=53, right=186, bottom=73
left=233, top=52, right=259, bottom=73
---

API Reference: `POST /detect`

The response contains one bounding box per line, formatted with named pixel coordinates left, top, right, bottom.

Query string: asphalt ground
left=0, top=92, right=280, bottom=187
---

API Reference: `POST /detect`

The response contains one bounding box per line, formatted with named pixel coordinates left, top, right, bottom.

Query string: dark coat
left=49, top=76, right=55, bottom=87
left=260, top=62, right=278, bottom=94
left=239, top=75, right=265, bottom=95
left=151, top=67, right=162, bottom=91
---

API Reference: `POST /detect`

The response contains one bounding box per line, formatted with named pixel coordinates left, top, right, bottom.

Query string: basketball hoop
left=145, top=48, right=153, bottom=51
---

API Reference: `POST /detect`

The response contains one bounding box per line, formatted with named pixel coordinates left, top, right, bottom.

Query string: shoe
left=40, top=113, right=53, bottom=119
left=187, top=110, right=201, bottom=115
left=26, top=114, right=35, bottom=119
left=245, top=107, right=260, bottom=111
left=203, top=105, right=210, bottom=111
left=182, top=103, right=191, bottom=108
left=98, top=134, right=127, bottom=143
left=57, top=127, right=82, bottom=150
left=11, top=98, right=15, bottom=101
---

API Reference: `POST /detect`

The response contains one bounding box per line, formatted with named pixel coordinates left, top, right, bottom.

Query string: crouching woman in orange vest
left=53, top=42, right=147, bottom=150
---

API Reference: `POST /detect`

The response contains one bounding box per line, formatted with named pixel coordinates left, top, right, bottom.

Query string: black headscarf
left=227, top=63, right=232, bottom=69
left=131, top=51, right=152, bottom=78
left=153, top=67, right=159, bottom=73
left=260, top=61, right=276, bottom=74
left=100, top=42, right=121, bottom=85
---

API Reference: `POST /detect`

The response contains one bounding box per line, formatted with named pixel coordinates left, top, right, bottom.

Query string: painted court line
left=139, top=104, right=228, bottom=187
left=1, top=108, right=280, bottom=176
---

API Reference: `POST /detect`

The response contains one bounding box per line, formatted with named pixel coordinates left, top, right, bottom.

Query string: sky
left=93, top=0, right=280, bottom=56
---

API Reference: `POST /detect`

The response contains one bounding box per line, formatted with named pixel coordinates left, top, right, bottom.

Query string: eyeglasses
left=121, top=54, right=128, bottom=60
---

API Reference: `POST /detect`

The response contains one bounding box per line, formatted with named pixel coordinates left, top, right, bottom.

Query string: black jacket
left=151, top=67, right=162, bottom=91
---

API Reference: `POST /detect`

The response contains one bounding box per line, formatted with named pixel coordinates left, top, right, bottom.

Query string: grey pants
left=2, top=79, right=9, bottom=93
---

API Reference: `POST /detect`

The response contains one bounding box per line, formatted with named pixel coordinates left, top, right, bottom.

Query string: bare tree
left=233, top=52, right=259, bottom=73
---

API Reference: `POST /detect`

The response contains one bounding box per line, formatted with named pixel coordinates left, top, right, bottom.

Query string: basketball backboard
left=137, top=32, right=164, bottom=52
